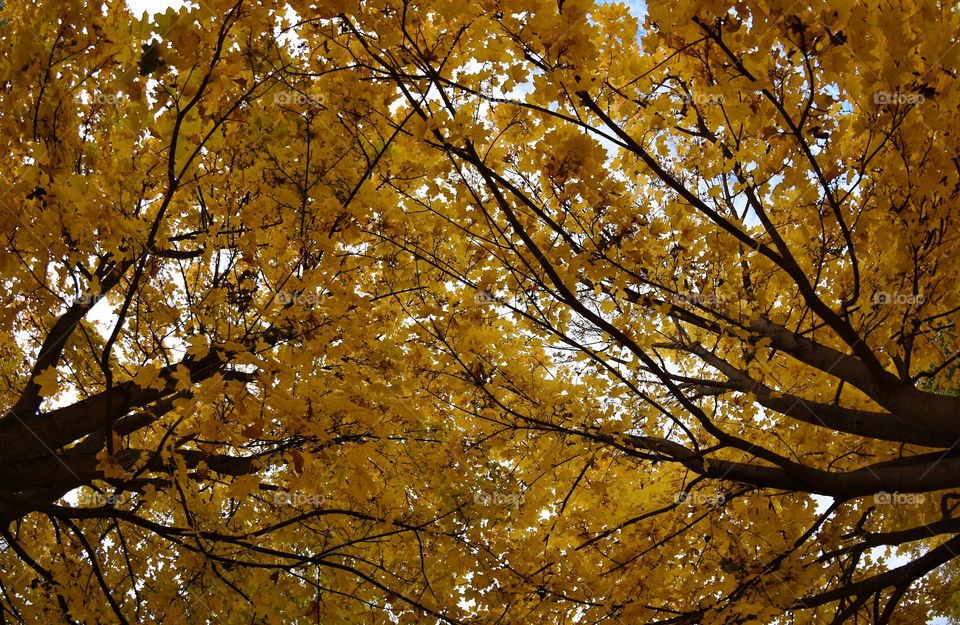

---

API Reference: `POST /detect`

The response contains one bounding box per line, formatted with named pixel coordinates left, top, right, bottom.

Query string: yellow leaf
left=132, top=362, right=165, bottom=390
left=34, top=366, right=59, bottom=398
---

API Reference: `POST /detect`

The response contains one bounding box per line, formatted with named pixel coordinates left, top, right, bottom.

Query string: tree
left=0, top=0, right=958, bottom=622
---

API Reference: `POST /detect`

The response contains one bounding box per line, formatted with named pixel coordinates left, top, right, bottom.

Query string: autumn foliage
left=1, top=0, right=960, bottom=622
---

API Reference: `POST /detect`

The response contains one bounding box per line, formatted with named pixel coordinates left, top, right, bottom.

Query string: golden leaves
left=131, top=362, right=166, bottom=391
left=226, top=475, right=261, bottom=500
left=1, top=0, right=959, bottom=622
left=34, top=366, right=59, bottom=399
left=96, top=448, right=129, bottom=480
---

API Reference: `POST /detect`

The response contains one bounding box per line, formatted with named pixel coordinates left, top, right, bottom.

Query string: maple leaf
left=33, top=366, right=59, bottom=399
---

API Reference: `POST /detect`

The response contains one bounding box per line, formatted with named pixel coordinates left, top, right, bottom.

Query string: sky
left=126, top=0, right=186, bottom=15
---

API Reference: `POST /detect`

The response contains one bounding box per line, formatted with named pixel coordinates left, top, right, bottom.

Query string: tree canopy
left=1, top=0, right=959, bottom=622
